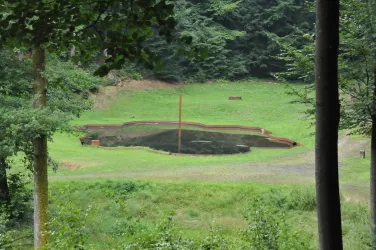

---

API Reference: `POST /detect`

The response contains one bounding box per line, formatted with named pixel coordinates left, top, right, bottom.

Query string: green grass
left=48, top=180, right=316, bottom=248
left=38, top=80, right=372, bottom=249
left=50, top=80, right=313, bottom=179
left=49, top=132, right=308, bottom=178
left=47, top=180, right=370, bottom=249
left=77, top=81, right=312, bottom=143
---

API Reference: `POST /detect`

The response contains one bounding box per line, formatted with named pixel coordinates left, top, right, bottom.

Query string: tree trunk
left=0, top=157, right=10, bottom=205
left=370, top=35, right=376, bottom=247
left=32, top=46, right=49, bottom=248
left=371, top=117, right=376, bottom=247
left=315, top=0, right=343, bottom=249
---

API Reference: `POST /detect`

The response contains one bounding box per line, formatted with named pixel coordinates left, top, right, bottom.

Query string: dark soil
left=82, top=129, right=292, bottom=155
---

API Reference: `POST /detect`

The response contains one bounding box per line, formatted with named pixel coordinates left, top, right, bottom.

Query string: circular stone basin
left=79, top=121, right=298, bottom=155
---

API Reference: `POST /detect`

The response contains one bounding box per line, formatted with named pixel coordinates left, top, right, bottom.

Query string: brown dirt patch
left=91, top=78, right=180, bottom=109
left=118, top=79, right=178, bottom=91
left=176, top=208, right=184, bottom=217
left=61, top=161, right=97, bottom=170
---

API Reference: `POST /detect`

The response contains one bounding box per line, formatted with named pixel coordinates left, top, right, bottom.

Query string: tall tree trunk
left=370, top=40, right=376, bottom=246
left=369, top=1, right=376, bottom=247
left=315, top=0, right=343, bottom=249
left=32, top=46, right=48, bottom=248
left=371, top=117, right=376, bottom=247
left=0, top=157, right=10, bottom=205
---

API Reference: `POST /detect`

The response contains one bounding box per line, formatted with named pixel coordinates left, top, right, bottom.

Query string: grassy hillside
left=49, top=80, right=314, bottom=179
left=39, top=80, right=372, bottom=249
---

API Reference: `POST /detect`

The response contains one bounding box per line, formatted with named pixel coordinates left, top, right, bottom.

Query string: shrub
left=263, top=187, right=316, bottom=211
left=46, top=199, right=92, bottom=250
left=243, top=197, right=313, bottom=250
left=286, top=187, right=316, bottom=211
left=6, top=173, right=33, bottom=225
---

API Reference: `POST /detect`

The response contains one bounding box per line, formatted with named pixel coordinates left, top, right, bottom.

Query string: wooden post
left=360, top=150, right=366, bottom=159
left=178, top=94, right=182, bottom=153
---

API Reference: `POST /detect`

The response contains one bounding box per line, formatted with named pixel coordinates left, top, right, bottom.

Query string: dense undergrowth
left=2, top=180, right=369, bottom=249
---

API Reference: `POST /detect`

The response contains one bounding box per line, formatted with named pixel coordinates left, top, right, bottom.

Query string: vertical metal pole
left=178, top=94, right=182, bottom=153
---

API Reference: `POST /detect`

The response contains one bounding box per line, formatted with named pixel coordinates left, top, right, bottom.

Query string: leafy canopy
left=0, top=0, right=185, bottom=76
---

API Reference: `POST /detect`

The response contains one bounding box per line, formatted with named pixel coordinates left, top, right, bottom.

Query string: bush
left=46, top=199, right=92, bottom=250
left=5, top=173, right=33, bottom=225
left=243, top=197, right=313, bottom=250
left=123, top=216, right=195, bottom=249
left=0, top=213, right=32, bottom=249
left=199, top=227, right=232, bottom=250
left=114, top=62, right=145, bottom=81
left=286, top=187, right=316, bottom=211
left=341, top=202, right=371, bottom=249
left=263, top=187, right=316, bottom=211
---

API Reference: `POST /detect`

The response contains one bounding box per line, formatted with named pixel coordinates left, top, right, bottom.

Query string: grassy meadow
left=22, top=80, right=371, bottom=248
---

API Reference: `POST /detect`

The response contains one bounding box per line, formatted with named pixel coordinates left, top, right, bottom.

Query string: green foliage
left=277, top=0, right=376, bottom=135
left=46, top=55, right=103, bottom=94
left=0, top=49, right=104, bottom=237
left=341, top=202, right=372, bottom=249
left=5, top=173, right=33, bottom=224
left=262, top=187, right=316, bottom=211
left=0, top=175, right=33, bottom=249
left=220, top=0, right=314, bottom=77
left=0, top=0, right=316, bottom=81
left=243, top=196, right=314, bottom=250
left=337, top=0, right=376, bottom=135
left=46, top=199, right=92, bottom=250
left=0, top=49, right=96, bottom=163
left=123, top=216, right=190, bottom=249
left=44, top=181, right=325, bottom=249
left=0, top=0, right=188, bottom=76
left=139, top=0, right=314, bottom=82
left=209, top=0, right=242, bottom=16
left=145, top=0, right=246, bottom=82
left=0, top=213, right=32, bottom=250
left=0, top=49, right=99, bottom=145
left=0, top=49, right=32, bottom=97
left=112, top=62, right=145, bottom=81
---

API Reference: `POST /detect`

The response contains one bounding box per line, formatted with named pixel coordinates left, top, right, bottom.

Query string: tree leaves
left=0, top=0, right=181, bottom=76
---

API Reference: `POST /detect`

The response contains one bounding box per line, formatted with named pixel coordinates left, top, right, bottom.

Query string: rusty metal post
left=178, top=94, right=182, bottom=153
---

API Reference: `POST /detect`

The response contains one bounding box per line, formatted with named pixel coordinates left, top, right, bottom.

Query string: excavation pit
left=79, top=121, right=298, bottom=155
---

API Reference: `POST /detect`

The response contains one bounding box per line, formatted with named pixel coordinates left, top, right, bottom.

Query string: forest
left=0, top=0, right=373, bottom=249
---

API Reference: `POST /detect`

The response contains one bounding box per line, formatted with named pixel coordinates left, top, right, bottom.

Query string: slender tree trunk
left=370, top=42, right=376, bottom=246
left=0, top=157, right=10, bottom=205
left=315, top=0, right=343, bottom=249
left=32, top=46, right=49, bottom=248
left=369, top=1, right=376, bottom=246
left=371, top=117, right=376, bottom=247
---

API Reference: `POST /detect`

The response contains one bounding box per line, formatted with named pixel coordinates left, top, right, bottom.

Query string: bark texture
left=315, top=0, right=343, bottom=249
left=371, top=41, right=376, bottom=247
left=32, top=46, right=49, bottom=248
left=371, top=117, right=376, bottom=247
left=0, top=157, right=10, bottom=205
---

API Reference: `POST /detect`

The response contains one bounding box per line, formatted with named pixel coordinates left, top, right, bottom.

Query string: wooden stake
left=360, top=150, right=366, bottom=159
left=178, top=94, right=182, bottom=153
